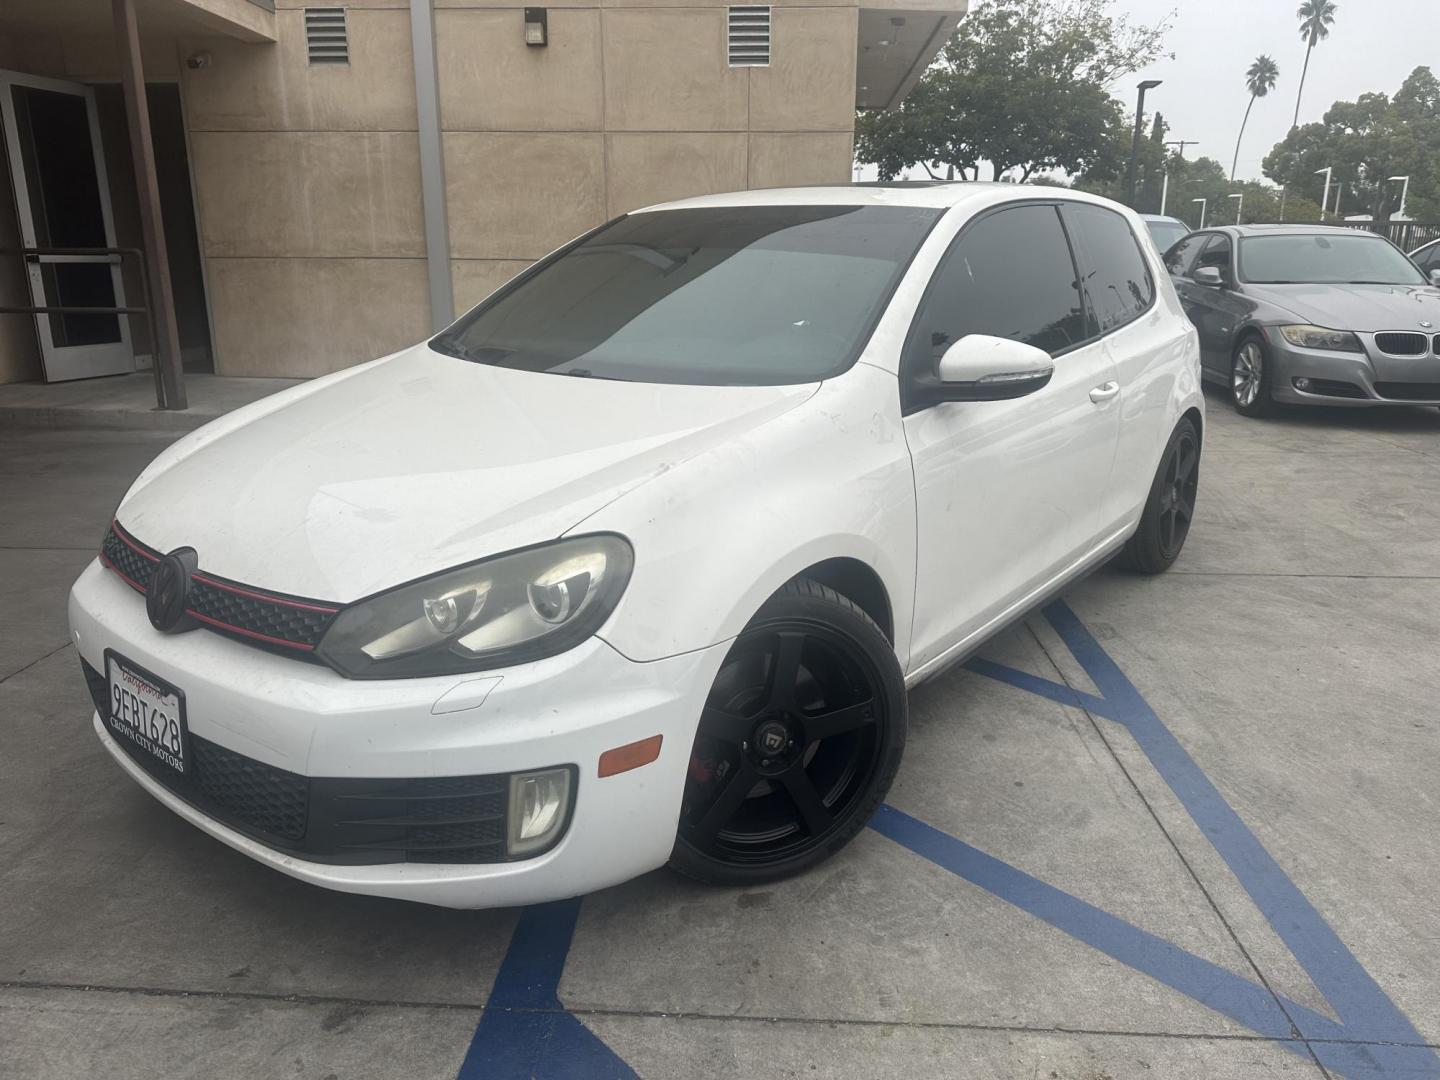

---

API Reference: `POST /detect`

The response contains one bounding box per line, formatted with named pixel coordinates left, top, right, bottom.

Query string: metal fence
left=1333, top=220, right=1440, bottom=252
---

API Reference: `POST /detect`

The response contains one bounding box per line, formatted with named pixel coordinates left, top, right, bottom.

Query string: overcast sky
left=858, top=0, right=1439, bottom=185
left=1126, top=0, right=1438, bottom=182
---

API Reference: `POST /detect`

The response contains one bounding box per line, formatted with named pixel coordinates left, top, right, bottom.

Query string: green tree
left=1263, top=67, right=1440, bottom=220
left=855, top=0, right=1170, bottom=182
left=1292, top=1, right=1337, bottom=131
left=1232, top=55, right=1279, bottom=180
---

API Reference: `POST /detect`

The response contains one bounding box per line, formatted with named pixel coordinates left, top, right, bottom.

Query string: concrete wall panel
left=181, top=9, right=417, bottom=131
left=436, top=9, right=603, bottom=131
left=749, top=7, right=857, bottom=132
left=190, top=130, right=425, bottom=258
left=207, top=257, right=430, bottom=376
left=602, top=9, right=747, bottom=131
left=748, top=131, right=854, bottom=188
left=444, top=132, right=605, bottom=260
left=606, top=132, right=747, bottom=216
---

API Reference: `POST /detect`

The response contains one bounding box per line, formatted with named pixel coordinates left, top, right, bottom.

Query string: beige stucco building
left=0, top=0, right=962, bottom=387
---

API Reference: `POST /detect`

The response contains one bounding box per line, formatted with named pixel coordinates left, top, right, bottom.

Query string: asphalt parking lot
left=3, top=387, right=1439, bottom=1080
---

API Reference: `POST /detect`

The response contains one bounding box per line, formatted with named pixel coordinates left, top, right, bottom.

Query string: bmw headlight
left=317, top=535, right=633, bottom=678
left=1278, top=324, right=1361, bottom=352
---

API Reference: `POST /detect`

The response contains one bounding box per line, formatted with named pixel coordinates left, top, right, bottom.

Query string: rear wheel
left=1118, top=417, right=1200, bottom=574
left=1232, top=336, right=1276, bottom=417
left=670, top=578, right=905, bottom=886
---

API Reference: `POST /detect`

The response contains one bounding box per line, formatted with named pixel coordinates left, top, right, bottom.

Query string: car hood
left=118, top=345, right=817, bottom=601
left=1247, top=282, right=1440, bottom=333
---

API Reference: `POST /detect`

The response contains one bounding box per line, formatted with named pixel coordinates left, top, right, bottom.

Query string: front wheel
left=670, top=578, right=906, bottom=886
left=1118, top=417, right=1200, bottom=574
left=1232, top=336, right=1275, bottom=417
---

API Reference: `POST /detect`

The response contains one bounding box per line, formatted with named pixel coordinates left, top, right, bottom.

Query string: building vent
left=727, top=6, right=771, bottom=67
left=305, top=7, right=349, bottom=65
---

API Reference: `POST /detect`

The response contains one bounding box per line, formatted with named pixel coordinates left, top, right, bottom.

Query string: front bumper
left=70, top=559, right=726, bottom=908
left=1267, top=332, right=1440, bottom=407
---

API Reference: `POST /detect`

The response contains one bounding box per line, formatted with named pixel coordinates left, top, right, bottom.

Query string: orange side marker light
left=598, top=734, right=663, bottom=778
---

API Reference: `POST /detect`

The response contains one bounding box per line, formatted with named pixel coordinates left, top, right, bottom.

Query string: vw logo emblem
left=147, top=547, right=199, bottom=633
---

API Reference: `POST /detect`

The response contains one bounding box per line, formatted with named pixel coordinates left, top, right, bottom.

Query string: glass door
left=0, top=71, right=133, bottom=381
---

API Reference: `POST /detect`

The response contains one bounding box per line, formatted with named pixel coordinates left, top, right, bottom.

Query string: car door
left=1173, top=234, right=1248, bottom=376
left=1061, top=201, right=1177, bottom=536
left=902, top=202, right=1121, bottom=673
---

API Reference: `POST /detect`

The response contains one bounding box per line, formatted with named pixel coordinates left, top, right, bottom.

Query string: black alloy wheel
left=670, top=578, right=906, bottom=885
left=1117, top=417, right=1200, bottom=575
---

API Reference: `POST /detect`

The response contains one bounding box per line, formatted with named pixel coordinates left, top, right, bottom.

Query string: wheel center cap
left=753, top=720, right=789, bottom=757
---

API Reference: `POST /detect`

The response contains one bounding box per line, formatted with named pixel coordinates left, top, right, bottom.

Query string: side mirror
left=1428, top=269, right=1440, bottom=287
left=1193, top=266, right=1225, bottom=288
left=930, top=334, right=1054, bottom=402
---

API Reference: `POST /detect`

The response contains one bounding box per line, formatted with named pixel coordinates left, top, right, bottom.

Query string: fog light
left=1294, top=377, right=1312, bottom=392
left=507, top=767, right=571, bottom=856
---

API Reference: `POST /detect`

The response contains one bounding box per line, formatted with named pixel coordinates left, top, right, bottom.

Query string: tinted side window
left=1164, top=233, right=1208, bottom=277
left=1064, top=204, right=1156, bottom=334
left=1197, top=234, right=1233, bottom=273
left=909, top=205, right=1086, bottom=368
left=1418, top=244, right=1440, bottom=274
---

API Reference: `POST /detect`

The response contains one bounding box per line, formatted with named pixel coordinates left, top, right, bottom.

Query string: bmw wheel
left=671, top=578, right=906, bottom=886
left=1232, top=336, right=1275, bottom=418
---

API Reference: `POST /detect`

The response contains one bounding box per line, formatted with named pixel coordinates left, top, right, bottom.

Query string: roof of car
left=1141, top=214, right=1186, bottom=225
left=1204, top=223, right=1383, bottom=239
left=633, top=182, right=1126, bottom=214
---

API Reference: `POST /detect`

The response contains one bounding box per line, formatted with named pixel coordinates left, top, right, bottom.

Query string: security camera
left=186, top=52, right=212, bottom=70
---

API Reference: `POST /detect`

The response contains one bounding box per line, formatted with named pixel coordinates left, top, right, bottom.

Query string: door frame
left=0, top=68, right=133, bottom=381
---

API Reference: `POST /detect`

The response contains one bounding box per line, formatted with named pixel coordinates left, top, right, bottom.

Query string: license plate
left=105, top=651, right=188, bottom=776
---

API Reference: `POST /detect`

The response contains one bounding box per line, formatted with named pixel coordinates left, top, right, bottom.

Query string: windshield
left=1238, top=233, right=1426, bottom=285
left=431, top=205, right=942, bottom=386
left=1146, top=221, right=1188, bottom=252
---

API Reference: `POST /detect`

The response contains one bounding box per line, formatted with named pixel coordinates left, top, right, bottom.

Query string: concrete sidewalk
left=0, top=372, right=301, bottom=434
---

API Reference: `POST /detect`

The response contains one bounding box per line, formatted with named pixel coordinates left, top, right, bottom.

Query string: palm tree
left=1231, top=55, right=1279, bottom=180
left=1292, top=1, right=1337, bottom=130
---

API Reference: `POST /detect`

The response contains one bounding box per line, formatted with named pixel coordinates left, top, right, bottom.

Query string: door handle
left=1089, top=381, right=1120, bottom=403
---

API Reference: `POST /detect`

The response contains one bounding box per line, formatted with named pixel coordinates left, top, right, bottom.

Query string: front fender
left=577, top=365, right=917, bottom=668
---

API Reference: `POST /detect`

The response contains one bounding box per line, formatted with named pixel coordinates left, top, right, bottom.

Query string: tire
left=1231, top=335, right=1276, bottom=417
left=669, top=577, right=906, bottom=887
left=1117, top=417, right=1200, bottom=575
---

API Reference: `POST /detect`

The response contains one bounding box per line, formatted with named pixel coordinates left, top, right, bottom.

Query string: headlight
left=1278, top=324, right=1362, bottom=352
left=317, top=535, right=633, bottom=678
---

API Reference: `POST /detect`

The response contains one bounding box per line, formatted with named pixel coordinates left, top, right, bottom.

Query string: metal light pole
left=1192, top=198, right=1207, bottom=229
left=1388, top=175, right=1411, bottom=219
left=1228, top=193, right=1244, bottom=224
left=1315, top=166, right=1332, bottom=221
left=1125, top=79, right=1163, bottom=208
left=1160, top=169, right=1170, bottom=215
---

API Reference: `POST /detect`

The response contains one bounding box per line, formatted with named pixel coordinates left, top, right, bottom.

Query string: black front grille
left=187, top=576, right=334, bottom=649
left=1374, top=382, right=1440, bottom=401
left=100, top=522, right=339, bottom=655
left=82, top=658, right=565, bottom=864
left=191, top=737, right=309, bottom=840
left=101, top=526, right=156, bottom=589
left=1374, top=331, right=1429, bottom=356
left=1433, top=334, right=1440, bottom=356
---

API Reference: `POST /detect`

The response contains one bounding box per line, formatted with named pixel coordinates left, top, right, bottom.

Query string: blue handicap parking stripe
left=457, top=899, right=637, bottom=1080
left=456, top=600, right=1439, bottom=1079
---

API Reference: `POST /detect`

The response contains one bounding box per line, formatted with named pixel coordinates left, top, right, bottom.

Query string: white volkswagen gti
left=69, top=184, right=1203, bottom=908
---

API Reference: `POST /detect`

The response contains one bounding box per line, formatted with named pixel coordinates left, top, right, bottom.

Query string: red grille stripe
left=190, top=573, right=340, bottom=614
left=99, top=551, right=146, bottom=594
left=184, top=609, right=318, bottom=651
left=112, top=520, right=159, bottom=561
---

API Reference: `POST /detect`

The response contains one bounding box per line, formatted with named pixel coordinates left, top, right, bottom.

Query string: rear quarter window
left=1063, top=204, right=1156, bottom=336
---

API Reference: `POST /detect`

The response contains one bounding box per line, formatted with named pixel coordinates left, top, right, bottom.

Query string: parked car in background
left=1410, top=236, right=1440, bottom=280
left=1142, top=214, right=1191, bottom=253
left=70, top=184, right=1203, bottom=909
left=1163, top=224, right=1440, bottom=416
